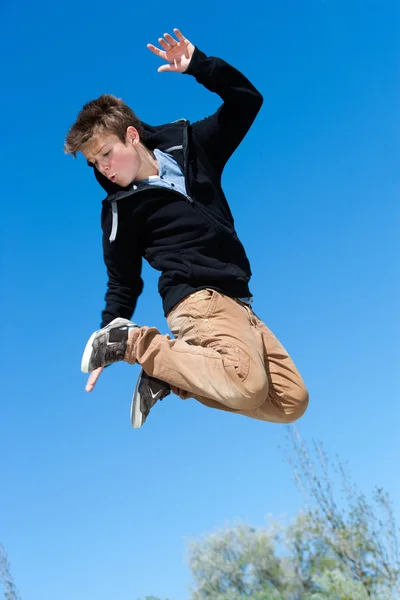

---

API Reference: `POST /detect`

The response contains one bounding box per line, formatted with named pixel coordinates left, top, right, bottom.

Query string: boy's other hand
left=147, top=29, right=195, bottom=73
left=85, top=367, right=104, bottom=392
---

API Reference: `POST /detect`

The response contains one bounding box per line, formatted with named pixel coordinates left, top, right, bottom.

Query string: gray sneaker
left=130, top=369, right=171, bottom=428
left=81, top=318, right=138, bottom=373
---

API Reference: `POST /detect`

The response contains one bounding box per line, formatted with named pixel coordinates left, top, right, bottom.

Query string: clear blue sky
left=1, top=1, right=399, bottom=599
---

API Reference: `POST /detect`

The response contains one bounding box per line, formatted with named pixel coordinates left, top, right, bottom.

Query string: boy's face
left=83, top=128, right=141, bottom=187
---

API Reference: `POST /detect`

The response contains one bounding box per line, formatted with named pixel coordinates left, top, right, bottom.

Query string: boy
left=65, top=29, right=309, bottom=428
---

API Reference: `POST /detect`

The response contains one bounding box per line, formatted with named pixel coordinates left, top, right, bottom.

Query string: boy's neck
left=135, top=144, right=159, bottom=181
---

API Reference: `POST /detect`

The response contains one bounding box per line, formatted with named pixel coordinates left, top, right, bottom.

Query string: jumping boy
left=65, top=29, right=309, bottom=428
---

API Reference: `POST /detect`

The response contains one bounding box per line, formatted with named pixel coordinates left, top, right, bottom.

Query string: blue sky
left=1, top=0, right=399, bottom=598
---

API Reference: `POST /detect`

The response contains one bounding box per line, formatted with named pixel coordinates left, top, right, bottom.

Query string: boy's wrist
left=183, top=46, right=207, bottom=76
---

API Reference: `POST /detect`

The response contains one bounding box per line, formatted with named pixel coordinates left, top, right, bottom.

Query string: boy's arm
left=185, top=48, right=263, bottom=173
left=101, top=221, right=143, bottom=329
left=85, top=230, right=143, bottom=393
left=148, top=30, right=263, bottom=173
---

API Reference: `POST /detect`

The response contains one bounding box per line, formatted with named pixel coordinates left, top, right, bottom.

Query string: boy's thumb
left=158, top=65, right=174, bottom=73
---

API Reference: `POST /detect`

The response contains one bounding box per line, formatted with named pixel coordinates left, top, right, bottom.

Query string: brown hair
left=64, top=94, right=144, bottom=157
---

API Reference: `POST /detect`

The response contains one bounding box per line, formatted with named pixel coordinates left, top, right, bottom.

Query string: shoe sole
left=81, top=330, right=98, bottom=373
left=130, top=372, right=144, bottom=429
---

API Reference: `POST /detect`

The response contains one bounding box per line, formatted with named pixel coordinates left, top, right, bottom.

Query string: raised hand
left=147, top=29, right=195, bottom=73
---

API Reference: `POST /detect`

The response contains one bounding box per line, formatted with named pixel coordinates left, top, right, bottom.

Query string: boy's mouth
left=110, top=174, right=117, bottom=183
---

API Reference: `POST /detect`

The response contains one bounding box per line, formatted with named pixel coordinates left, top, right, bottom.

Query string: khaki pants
left=125, top=289, right=309, bottom=423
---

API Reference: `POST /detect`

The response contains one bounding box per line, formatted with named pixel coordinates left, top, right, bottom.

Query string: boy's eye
left=103, top=150, right=111, bottom=156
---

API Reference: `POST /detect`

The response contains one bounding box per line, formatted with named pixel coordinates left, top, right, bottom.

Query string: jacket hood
left=93, top=119, right=187, bottom=195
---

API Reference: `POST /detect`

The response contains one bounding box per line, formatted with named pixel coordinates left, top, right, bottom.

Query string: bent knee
left=281, top=385, right=309, bottom=423
left=229, top=375, right=269, bottom=411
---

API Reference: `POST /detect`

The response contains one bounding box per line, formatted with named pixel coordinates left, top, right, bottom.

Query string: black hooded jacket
left=94, top=47, right=263, bottom=327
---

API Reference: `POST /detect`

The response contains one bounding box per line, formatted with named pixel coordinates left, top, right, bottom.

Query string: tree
left=285, top=427, right=400, bottom=599
left=0, top=544, right=20, bottom=600
left=188, top=522, right=288, bottom=599
left=185, top=428, right=400, bottom=600
left=4, top=429, right=400, bottom=600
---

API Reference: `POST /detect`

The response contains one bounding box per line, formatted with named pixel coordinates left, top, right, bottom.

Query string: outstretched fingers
left=147, top=43, right=166, bottom=60
left=163, top=32, right=177, bottom=47
left=173, top=28, right=185, bottom=42
left=147, top=29, right=193, bottom=72
left=173, top=28, right=190, bottom=58
left=158, top=36, right=172, bottom=51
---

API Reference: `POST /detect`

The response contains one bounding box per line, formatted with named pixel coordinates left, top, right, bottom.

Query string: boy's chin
left=117, top=176, right=134, bottom=188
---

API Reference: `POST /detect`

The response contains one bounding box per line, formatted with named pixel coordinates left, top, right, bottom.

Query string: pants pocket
left=167, top=289, right=217, bottom=339
left=208, top=341, right=250, bottom=382
left=167, top=301, right=191, bottom=339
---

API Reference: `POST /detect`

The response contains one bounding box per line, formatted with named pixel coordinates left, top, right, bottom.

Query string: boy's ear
left=126, top=126, right=140, bottom=146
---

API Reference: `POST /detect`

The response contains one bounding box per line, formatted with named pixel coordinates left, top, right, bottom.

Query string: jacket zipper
left=182, top=122, right=194, bottom=203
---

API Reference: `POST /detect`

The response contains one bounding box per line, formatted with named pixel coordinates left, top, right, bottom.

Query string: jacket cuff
left=183, top=46, right=208, bottom=76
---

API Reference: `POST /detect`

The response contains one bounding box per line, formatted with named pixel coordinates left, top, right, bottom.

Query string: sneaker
left=130, top=369, right=171, bottom=428
left=81, top=318, right=138, bottom=373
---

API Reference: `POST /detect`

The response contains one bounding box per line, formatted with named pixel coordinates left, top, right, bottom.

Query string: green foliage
left=186, top=428, right=400, bottom=600
left=189, top=523, right=286, bottom=599
left=4, top=430, right=400, bottom=600
left=286, top=428, right=400, bottom=599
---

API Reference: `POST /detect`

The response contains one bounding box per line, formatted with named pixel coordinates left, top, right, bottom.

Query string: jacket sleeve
left=100, top=205, right=143, bottom=328
left=184, top=47, right=263, bottom=174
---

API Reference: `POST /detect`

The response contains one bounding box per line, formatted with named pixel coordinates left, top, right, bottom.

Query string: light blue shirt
left=140, top=148, right=188, bottom=197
